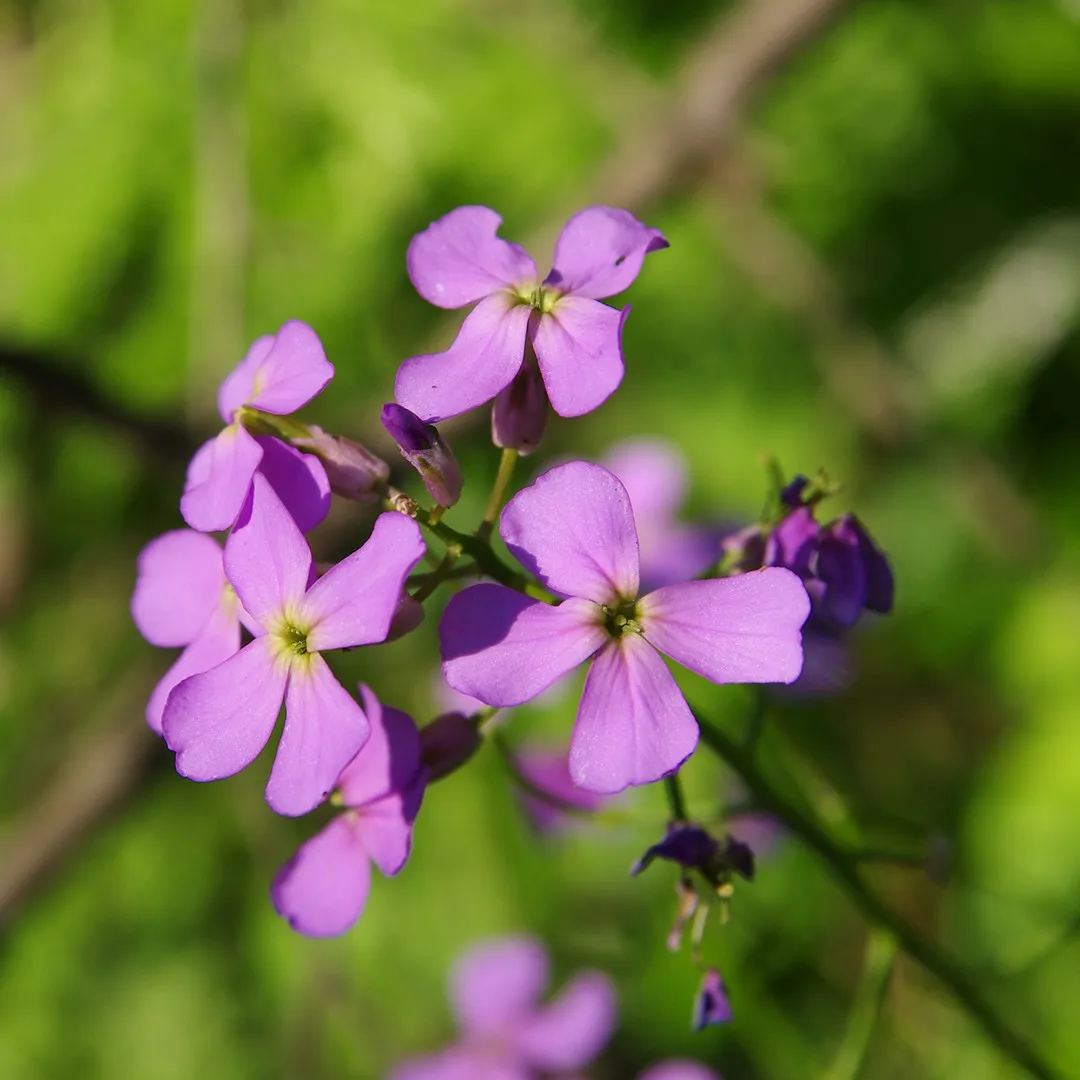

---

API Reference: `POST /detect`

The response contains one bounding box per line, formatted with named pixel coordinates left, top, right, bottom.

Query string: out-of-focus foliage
left=2, top=0, right=1080, bottom=1077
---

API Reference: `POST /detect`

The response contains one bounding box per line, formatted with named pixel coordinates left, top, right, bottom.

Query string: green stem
left=664, top=773, right=690, bottom=823
left=411, top=545, right=461, bottom=603
left=478, top=448, right=519, bottom=540
left=693, top=709, right=1063, bottom=1080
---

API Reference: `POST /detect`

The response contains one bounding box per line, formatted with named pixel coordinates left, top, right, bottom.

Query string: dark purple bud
left=492, top=362, right=548, bottom=456
left=813, top=514, right=893, bottom=625
left=381, top=404, right=463, bottom=507
left=719, top=523, right=767, bottom=574
left=724, top=836, right=755, bottom=882
left=386, top=593, right=425, bottom=641
left=631, top=824, right=721, bottom=877
left=846, top=513, right=894, bottom=614
left=765, top=506, right=819, bottom=575
left=292, top=425, right=390, bottom=502
left=419, top=711, right=481, bottom=782
left=692, top=968, right=732, bottom=1030
left=780, top=474, right=811, bottom=509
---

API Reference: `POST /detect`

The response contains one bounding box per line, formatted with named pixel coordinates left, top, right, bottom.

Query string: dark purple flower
left=382, top=403, right=463, bottom=507
left=631, top=825, right=721, bottom=878
left=271, top=685, right=426, bottom=937
left=395, top=206, right=667, bottom=423
left=419, top=711, right=483, bottom=782
left=440, top=462, right=809, bottom=794
left=388, top=935, right=616, bottom=1080
left=692, top=968, right=733, bottom=1030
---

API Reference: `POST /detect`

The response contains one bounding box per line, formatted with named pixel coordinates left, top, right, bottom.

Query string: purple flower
left=631, top=824, right=722, bottom=878
left=162, top=473, right=426, bottom=816
left=131, top=530, right=242, bottom=734
left=419, top=711, right=483, bottom=782
left=271, top=685, right=426, bottom=937
left=639, top=1063, right=721, bottom=1080
left=181, top=321, right=334, bottom=532
left=388, top=935, right=616, bottom=1080
left=440, top=462, right=809, bottom=794
left=513, top=746, right=607, bottom=833
left=692, top=968, right=732, bottom=1030
left=395, top=206, right=667, bottom=424
left=602, top=438, right=718, bottom=590
left=381, top=403, right=463, bottom=507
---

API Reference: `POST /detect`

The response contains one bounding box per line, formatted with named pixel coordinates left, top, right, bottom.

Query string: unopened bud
left=692, top=968, right=733, bottom=1030
left=381, top=404, right=463, bottom=508
left=492, top=362, right=548, bottom=456
left=386, top=593, right=425, bottom=641
left=419, top=711, right=481, bottom=782
left=293, top=425, right=390, bottom=502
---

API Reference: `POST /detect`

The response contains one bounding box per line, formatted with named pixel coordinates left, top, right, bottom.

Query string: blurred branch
left=695, top=710, right=1064, bottom=1080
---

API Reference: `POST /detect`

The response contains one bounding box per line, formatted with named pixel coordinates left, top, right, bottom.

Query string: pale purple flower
left=639, top=1062, right=721, bottom=1080
left=271, top=685, right=425, bottom=937
left=388, top=935, right=616, bottom=1080
left=395, top=206, right=667, bottom=424
left=131, top=530, right=242, bottom=734
left=513, top=746, right=607, bottom=832
left=162, top=473, right=426, bottom=816
left=181, top=321, right=334, bottom=532
left=440, top=462, right=810, bottom=794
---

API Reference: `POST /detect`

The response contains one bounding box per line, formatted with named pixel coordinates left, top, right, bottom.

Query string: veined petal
left=132, top=530, right=225, bottom=647
left=500, top=461, right=639, bottom=603
left=180, top=425, right=264, bottom=533
left=570, top=637, right=698, bottom=794
left=338, top=685, right=423, bottom=807
left=162, top=636, right=286, bottom=781
left=394, top=296, right=530, bottom=423
left=515, top=971, right=616, bottom=1072
left=407, top=206, right=538, bottom=308
left=532, top=298, right=626, bottom=418
left=217, top=334, right=274, bottom=422
left=451, top=935, right=548, bottom=1039
left=547, top=206, right=667, bottom=300
left=146, top=598, right=241, bottom=734
left=304, top=513, right=426, bottom=652
left=270, top=815, right=371, bottom=937
left=638, top=568, right=810, bottom=686
left=255, top=436, right=331, bottom=534
left=224, top=473, right=313, bottom=627
left=353, top=779, right=424, bottom=877
left=247, top=320, right=334, bottom=415
left=267, top=656, right=370, bottom=816
left=440, top=586, right=604, bottom=707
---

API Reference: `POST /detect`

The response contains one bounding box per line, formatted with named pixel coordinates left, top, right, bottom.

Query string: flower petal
left=303, top=512, right=426, bottom=652
left=514, top=747, right=606, bottom=832
left=547, top=206, right=667, bottom=299
left=570, top=637, right=698, bottom=794
left=451, top=935, right=549, bottom=1039
left=440, top=586, right=604, bottom=707
left=389, top=1050, right=523, bottom=1080
left=353, top=778, right=424, bottom=877
left=532, top=298, right=626, bottom=418
left=255, top=436, right=331, bottom=534
left=515, top=970, right=616, bottom=1071
left=266, top=656, right=370, bottom=816
left=337, top=685, right=423, bottom=806
left=394, top=295, right=530, bottom=423
left=602, top=437, right=687, bottom=523
left=180, top=425, right=264, bottom=533
left=162, top=636, right=286, bottom=781
left=146, top=598, right=241, bottom=734
left=639, top=568, right=810, bottom=686
left=500, top=461, right=639, bottom=603
left=639, top=1063, right=721, bottom=1080
left=131, top=530, right=225, bottom=647
left=246, top=320, right=334, bottom=415
left=407, top=205, right=537, bottom=308
left=224, top=473, right=313, bottom=627
left=270, top=815, right=371, bottom=937
left=217, top=334, right=275, bottom=422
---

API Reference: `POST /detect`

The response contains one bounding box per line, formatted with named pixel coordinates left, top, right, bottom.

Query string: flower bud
left=692, top=968, right=732, bottom=1030
left=492, top=362, right=548, bottom=456
left=292, top=425, right=390, bottom=503
left=381, top=404, right=463, bottom=508
left=419, top=711, right=482, bottom=782
left=386, top=593, right=425, bottom=641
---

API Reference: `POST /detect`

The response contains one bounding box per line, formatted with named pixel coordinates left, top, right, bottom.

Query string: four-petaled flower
left=388, top=935, right=616, bottom=1080
left=271, top=685, right=426, bottom=937
left=162, top=473, right=426, bottom=816
left=440, top=462, right=810, bottom=794
left=395, top=206, right=667, bottom=424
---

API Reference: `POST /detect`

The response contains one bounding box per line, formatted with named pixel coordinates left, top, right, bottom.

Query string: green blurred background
left=2, top=0, right=1080, bottom=1076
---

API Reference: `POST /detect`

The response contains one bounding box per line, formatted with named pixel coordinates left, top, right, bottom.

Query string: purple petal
left=162, top=636, right=286, bottom=781
left=146, top=599, right=241, bottom=734
left=765, top=507, right=818, bottom=574
left=271, top=815, right=371, bottom=937
left=451, top=935, right=549, bottom=1039
left=246, top=320, right=334, bottom=415
left=224, top=473, right=313, bottom=628
left=692, top=968, right=733, bottom=1029
left=180, top=425, right=264, bottom=533
left=395, top=295, right=531, bottom=423
left=407, top=206, right=538, bottom=308
left=570, top=637, right=698, bottom=794
left=546, top=206, right=668, bottom=300
left=500, top=461, right=639, bottom=603
left=131, top=530, right=225, bottom=647
left=266, top=656, right=370, bottom=816
left=639, top=568, right=810, bottom=686
left=303, top=512, right=426, bottom=652
left=353, top=780, right=424, bottom=876
left=514, top=748, right=606, bottom=832
left=515, top=970, right=617, bottom=1071
left=638, top=1062, right=721, bottom=1080
left=217, top=334, right=275, bottom=422
left=532, top=298, right=626, bottom=418
left=389, top=1050, right=524, bottom=1080
left=491, top=361, right=549, bottom=455
left=337, top=685, right=423, bottom=807
left=602, top=437, right=687, bottom=524
left=440, top=586, right=604, bottom=707
left=255, top=436, right=331, bottom=534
